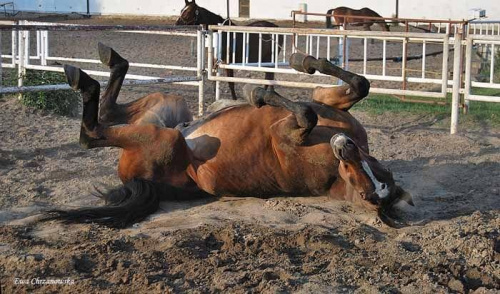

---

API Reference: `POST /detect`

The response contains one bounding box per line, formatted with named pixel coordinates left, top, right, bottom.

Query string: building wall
left=10, top=0, right=500, bottom=21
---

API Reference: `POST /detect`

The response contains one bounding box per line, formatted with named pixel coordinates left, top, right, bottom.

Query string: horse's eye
left=360, top=192, right=366, bottom=199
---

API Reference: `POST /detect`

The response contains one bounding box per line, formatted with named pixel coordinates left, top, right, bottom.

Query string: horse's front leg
left=290, top=53, right=370, bottom=111
left=244, top=85, right=317, bottom=145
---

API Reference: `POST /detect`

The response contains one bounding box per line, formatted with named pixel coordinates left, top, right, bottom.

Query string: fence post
left=450, top=31, right=463, bottom=134
left=11, top=23, right=17, bottom=68
left=463, top=37, right=472, bottom=111
left=0, top=31, right=2, bottom=90
left=402, top=37, right=408, bottom=95
left=215, top=31, right=222, bottom=100
left=17, top=21, right=26, bottom=100
left=197, top=29, right=205, bottom=116
left=441, top=34, right=449, bottom=97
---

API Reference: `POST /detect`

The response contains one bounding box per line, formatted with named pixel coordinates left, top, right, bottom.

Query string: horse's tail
left=42, top=179, right=205, bottom=228
left=326, top=8, right=335, bottom=28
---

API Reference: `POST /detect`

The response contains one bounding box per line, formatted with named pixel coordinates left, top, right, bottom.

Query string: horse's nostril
left=381, top=183, right=386, bottom=189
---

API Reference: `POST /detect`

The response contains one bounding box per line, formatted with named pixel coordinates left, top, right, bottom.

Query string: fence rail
left=206, top=24, right=499, bottom=134
left=1, top=21, right=499, bottom=134
left=0, top=21, right=206, bottom=115
left=208, top=25, right=451, bottom=99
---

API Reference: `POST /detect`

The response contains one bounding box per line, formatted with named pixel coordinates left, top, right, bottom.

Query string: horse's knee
left=316, top=58, right=331, bottom=75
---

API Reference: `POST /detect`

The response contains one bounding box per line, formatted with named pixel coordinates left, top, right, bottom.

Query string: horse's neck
left=199, top=7, right=225, bottom=25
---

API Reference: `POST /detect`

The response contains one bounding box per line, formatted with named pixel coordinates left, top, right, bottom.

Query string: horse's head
left=176, top=0, right=200, bottom=25
left=331, top=134, right=413, bottom=214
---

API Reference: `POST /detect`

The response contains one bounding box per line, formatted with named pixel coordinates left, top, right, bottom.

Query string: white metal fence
left=206, top=25, right=500, bottom=134
left=464, top=35, right=500, bottom=104
left=1, top=21, right=499, bottom=133
left=208, top=25, right=451, bottom=99
left=0, top=21, right=206, bottom=115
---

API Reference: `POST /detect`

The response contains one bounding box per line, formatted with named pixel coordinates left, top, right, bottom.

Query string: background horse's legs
left=264, top=71, right=275, bottom=93
left=98, top=42, right=129, bottom=124
left=244, top=85, right=317, bottom=144
left=290, top=53, right=370, bottom=111
left=225, top=69, right=238, bottom=100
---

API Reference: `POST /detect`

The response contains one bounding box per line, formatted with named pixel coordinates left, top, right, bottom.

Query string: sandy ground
left=0, top=15, right=499, bottom=293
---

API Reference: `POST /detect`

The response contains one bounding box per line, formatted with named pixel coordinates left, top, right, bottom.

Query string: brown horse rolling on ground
left=326, top=6, right=390, bottom=32
left=176, top=0, right=282, bottom=100
left=44, top=44, right=413, bottom=228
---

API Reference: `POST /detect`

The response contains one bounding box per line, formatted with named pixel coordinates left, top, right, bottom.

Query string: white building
left=10, top=0, right=500, bottom=21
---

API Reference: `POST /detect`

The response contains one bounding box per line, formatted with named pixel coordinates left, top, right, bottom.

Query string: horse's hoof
left=64, top=64, right=81, bottom=90
left=98, top=42, right=114, bottom=66
left=243, top=84, right=266, bottom=108
left=290, top=53, right=317, bottom=74
left=98, top=42, right=128, bottom=67
left=330, top=133, right=354, bottom=161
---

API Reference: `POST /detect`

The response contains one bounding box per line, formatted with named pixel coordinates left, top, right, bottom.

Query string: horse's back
left=247, top=20, right=278, bottom=28
left=360, top=7, right=381, bottom=17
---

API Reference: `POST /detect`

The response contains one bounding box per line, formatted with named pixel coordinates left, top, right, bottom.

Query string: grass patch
left=354, top=93, right=500, bottom=126
left=2, top=69, right=80, bottom=117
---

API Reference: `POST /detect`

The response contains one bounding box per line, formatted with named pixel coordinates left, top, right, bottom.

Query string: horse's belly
left=181, top=105, right=349, bottom=197
left=188, top=134, right=338, bottom=197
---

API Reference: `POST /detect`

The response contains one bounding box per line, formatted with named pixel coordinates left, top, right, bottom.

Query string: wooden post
left=450, top=30, right=463, bottom=134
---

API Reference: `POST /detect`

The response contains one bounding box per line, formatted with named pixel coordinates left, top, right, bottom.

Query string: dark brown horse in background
left=326, top=7, right=390, bottom=32
left=45, top=44, right=413, bottom=228
left=176, top=0, right=282, bottom=100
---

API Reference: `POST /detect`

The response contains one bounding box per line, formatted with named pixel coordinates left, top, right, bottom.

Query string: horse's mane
left=197, top=6, right=226, bottom=26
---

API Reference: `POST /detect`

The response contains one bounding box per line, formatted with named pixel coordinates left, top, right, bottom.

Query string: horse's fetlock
left=79, top=133, right=92, bottom=149
left=317, top=58, right=330, bottom=73
left=299, top=106, right=318, bottom=130
left=352, top=75, right=370, bottom=98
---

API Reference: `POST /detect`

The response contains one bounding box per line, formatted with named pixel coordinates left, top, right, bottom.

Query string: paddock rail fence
left=0, top=21, right=206, bottom=115
left=0, top=21, right=499, bottom=133
left=206, top=24, right=500, bottom=134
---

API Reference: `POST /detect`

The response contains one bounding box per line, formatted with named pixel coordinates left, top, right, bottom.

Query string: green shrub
left=18, top=70, right=81, bottom=117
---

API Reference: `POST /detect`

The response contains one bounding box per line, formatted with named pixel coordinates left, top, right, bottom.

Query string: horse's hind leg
left=290, top=53, right=370, bottom=111
left=65, top=64, right=140, bottom=149
left=244, top=85, right=317, bottom=144
left=64, top=65, right=101, bottom=148
left=97, top=42, right=129, bottom=124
